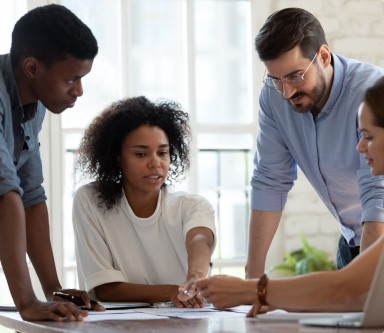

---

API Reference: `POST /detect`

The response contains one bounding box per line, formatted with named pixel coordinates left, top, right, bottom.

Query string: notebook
left=300, top=247, right=384, bottom=328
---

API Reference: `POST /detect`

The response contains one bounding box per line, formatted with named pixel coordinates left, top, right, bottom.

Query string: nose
left=71, top=79, right=84, bottom=97
left=148, top=154, right=161, bottom=169
left=282, top=81, right=297, bottom=99
left=356, top=136, right=366, bottom=153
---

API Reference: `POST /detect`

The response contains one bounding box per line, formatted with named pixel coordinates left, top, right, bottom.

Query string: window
left=0, top=1, right=26, bottom=54
left=59, top=0, right=257, bottom=285
left=0, top=0, right=264, bottom=302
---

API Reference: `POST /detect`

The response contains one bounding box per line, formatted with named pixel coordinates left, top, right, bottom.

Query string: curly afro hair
left=76, top=96, right=191, bottom=210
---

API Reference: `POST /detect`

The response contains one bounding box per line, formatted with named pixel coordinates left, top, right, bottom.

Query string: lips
left=290, top=93, right=305, bottom=104
left=364, top=155, right=373, bottom=165
left=144, top=175, right=163, bottom=182
left=67, top=99, right=77, bottom=107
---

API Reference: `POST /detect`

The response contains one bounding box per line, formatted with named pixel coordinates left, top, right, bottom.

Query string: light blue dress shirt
left=251, top=54, right=384, bottom=246
left=0, top=54, right=46, bottom=207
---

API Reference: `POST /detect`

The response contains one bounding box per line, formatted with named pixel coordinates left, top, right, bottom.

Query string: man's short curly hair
left=76, top=96, right=191, bottom=210
left=11, top=4, right=98, bottom=67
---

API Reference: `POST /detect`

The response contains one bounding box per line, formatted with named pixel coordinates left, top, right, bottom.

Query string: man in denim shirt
left=246, top=8, right=384, bottom=286
left=0, top=4, right=99, bottom=321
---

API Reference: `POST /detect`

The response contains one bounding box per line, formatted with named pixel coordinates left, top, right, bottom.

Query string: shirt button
left=25, top=136, right=30, bottom=140
left=13, top=161, right=17, bottom=165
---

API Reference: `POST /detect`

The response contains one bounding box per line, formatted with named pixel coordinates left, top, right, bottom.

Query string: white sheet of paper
left=256, top=309, right=362, bottom=322
left=85, top=309, right=166, bottom=321
left=137, top=307, right=244, bottom=319
left=225, top=305, right=252, bottom=314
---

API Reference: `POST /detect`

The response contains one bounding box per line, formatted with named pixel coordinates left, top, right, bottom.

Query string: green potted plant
left=268, top=234, right=336, bottom=276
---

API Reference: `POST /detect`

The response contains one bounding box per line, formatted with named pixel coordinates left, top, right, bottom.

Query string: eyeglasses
left=263, top=53, right=317, bottom=91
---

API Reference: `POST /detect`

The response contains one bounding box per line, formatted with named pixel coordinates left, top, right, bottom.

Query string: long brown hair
left=364, top=77, right=384, bottom=128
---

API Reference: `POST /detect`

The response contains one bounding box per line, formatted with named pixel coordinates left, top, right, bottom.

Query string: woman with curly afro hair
left=73, top=96, right=216, bottom=308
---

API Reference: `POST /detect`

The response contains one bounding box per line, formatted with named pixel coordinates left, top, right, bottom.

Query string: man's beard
left=289, top=74, right=326, bottom=114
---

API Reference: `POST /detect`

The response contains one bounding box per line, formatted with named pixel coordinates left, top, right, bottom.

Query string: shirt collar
left=21, top=103, right=39, bottom=123
left=318, top=53, right=344, bottom=116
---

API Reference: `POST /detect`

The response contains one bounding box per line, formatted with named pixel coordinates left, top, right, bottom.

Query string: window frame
left=0, top=1, right=267, bottom=301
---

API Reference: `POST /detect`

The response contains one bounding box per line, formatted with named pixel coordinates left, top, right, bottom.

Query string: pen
left=207, top=262, right=213, bottom=277
left=182, top=262, right=213, bottom=295
left=181, top=262, right=213, bottom=296
left=204, top=262, right=213, bottom=305
left=53, top=291, right=102, bottom=308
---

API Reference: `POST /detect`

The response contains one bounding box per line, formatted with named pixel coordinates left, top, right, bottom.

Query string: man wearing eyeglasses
left=246, top=8, right=384, bottom=282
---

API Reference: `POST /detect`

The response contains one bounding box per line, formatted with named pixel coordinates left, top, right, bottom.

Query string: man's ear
left=318, top=44, right=331, bottom=67
left=23, top=57, right=40, bottom=79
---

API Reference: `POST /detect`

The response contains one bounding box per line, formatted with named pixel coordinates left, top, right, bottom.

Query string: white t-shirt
left=72, top=182, right=216, bottom=296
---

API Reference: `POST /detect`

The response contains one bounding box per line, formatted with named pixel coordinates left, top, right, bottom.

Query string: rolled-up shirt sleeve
left=0, top=98, right=46, bottom=207
left=18, top=148, right=46, bottom=208
left=251, top=92, right=297, bottom=212
left=0, top=131, right=23, bottom=197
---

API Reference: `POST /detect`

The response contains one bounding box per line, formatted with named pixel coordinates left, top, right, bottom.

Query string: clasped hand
left=174, top=275, right=205, bottom=308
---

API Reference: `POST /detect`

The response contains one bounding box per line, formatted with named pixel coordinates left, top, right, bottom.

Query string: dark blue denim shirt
left=0, top=54, right=46, bottom=207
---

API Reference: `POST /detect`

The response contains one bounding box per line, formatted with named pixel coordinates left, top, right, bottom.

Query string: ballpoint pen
left=182, top=262, right=213, bottom=295
left=53, top=291, right=102, bottom=308
left=207, top=262, right=213, bottom=277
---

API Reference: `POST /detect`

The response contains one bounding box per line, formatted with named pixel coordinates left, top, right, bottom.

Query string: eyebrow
left=267, top=69, right=302, bottom=80
left=129, top=144, right=170, bottom=149
left=67, top=73, right=82, bottom=79
left=66, top=75, right=82, bottom=82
